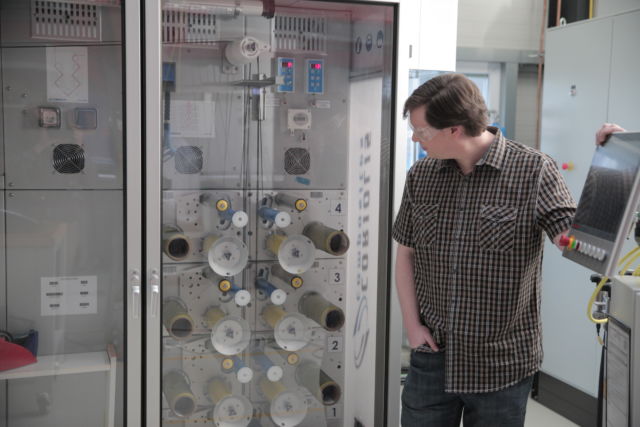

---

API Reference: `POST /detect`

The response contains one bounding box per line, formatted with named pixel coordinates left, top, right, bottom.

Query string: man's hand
left=596, top=123, right=625, bottom=146
left=553, top=229, right=570, bottom=251
left=406, top=323, right=439, bottom=352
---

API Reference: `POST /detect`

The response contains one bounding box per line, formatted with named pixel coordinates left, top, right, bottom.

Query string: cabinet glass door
left=145, top=1, right=396, bottom=425
left=0, top=1, right=140, bottom=426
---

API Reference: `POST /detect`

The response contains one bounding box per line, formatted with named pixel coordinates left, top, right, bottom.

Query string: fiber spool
left=262, top=305, right=309, bottom=351
left=275, top=193, right=307, bottom=212
left=266, top=234, right=315, bottom=274
left=302, top=222, right=350, bottom=256
left=258, top=206, right=291, bottom=228
left=295, top=360, right=342, bottom=406
left=207, top=378, right=253, bottom=427
left=219, top=207, right=249, bottom=228
left=205, top=307, right=251, bottom=355
left=163, top=371, right=196, bottom=418
left=255, top=278, right=287, bottom=305
left=225, top=36, right=269, bottom=67
left=252, top=353, right=283, bottom=382
left=163, top=299, right=194, bottom=340
left=298, top=292, right=344, bottom=331
left=220, top=356, right=253, bottom=384
left=204, top=234, right=249, bottom=276
left=162, top=225, right=192, bottom=261
left=271, top=264, right=303, bottom=289
left=259, top=378, right=308, bottom=427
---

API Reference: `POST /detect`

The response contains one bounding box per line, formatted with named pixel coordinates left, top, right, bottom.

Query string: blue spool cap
left=258, top=207, right=279, bottom=222
left=256, top=278, right=276, bottom=296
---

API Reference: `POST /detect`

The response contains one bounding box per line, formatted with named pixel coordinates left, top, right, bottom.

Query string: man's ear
left=450, top=126, right=461, bottom=137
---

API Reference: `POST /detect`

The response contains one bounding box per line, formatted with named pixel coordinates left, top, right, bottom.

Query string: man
left=393, top=73, right=617, bottom=426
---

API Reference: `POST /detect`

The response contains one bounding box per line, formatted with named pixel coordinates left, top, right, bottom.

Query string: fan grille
left=53, top=144, right=85, bottom=174
left=31, top=0, right=102, bottom=41
left=284, top=148, right=310, bottom=175
left=175, top=146, right=203, bottom=174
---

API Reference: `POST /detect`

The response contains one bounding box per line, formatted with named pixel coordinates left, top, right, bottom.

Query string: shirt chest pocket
left=477, top=205, right=518, bottom=252
left=412, top=203, right=439, bottom=248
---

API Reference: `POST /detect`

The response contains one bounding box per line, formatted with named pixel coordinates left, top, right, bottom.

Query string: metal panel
left=2, top=45, right=123, bottom=189
left=608, top=10, right=640, bottom=130
left=6, top=190, right=123, bottom=355
left=539, top=19, right=614, bottom=396
left=124, top=0, right=143, bottom=424
left=0, top=0, right=123, bottom=46
left=144, top=1, right=163, bottom=426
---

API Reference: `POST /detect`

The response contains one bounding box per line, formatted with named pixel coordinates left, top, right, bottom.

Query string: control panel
left=277, top=57, right=295, bottom=93
left=306, top=59, right=324, bottom=94
left=560, top=235, right=607, bottom=261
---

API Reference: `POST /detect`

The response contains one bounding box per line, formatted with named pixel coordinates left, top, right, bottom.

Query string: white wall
left=596, top=0, right=640, bottom=16
left=457, top=0, right=544, bottom=51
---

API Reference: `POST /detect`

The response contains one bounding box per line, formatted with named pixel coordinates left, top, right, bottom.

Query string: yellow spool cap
left=219, top=279, right=232, bottom=292
left=291, top=276, right=303, bottom=289
left=216, top=199, right=229, bottom=212
left=221, top=358, right=234, bottom=371
left=287, top=353, right=299, bottom=365
left=295, top=199, right=307, bottom=212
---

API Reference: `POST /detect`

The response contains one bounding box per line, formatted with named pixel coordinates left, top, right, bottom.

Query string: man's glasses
left=408, top=122, right=440, bottom=141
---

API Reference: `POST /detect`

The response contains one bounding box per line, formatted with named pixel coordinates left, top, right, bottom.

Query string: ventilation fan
left=175, top=146, right=203, bottom=174
left=53, top=144, right=85, bottom=174
left=284, top=148, right=310, bottom=175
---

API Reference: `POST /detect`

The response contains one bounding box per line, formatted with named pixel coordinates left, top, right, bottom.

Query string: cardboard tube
left=262, top=305, right=286, bottom=329
left=163, top=300, right=194, bottom=339
left=163, top=371, right=196, bottom=418
left=295, top=360, right=341, bottom=405
left=162, top=225, right=192, bottom=261
left=298, top=292, right=344, bottom=331
left=260, top=377, right=286, bottom=400
left=271, top=264, right=303, bottom=289
left=207, top=377, right=232, bottom=404
left=204, top=306, right=226, bottom=328
left=266, top=234, right=287, bottom=255
left=303, top=222, right=350, bottom=256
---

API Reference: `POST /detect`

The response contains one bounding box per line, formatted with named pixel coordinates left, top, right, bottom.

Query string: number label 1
left=326, top=405, right=341, bottom=419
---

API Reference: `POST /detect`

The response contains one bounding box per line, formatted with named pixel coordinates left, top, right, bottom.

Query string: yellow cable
left=587, top=276, right=609, bottom=324
left=617, top=246, right=640, bottom=268
left=619, top=251, right=640, bottom=275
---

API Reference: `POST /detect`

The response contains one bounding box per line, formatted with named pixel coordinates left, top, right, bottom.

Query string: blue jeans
left=401, top=351, right=534, bottom=427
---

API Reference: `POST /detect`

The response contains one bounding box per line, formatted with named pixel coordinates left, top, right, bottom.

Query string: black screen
left=572, top=137, right=640, bottom=241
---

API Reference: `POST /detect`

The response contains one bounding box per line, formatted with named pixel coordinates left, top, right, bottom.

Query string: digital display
left=572, top=138, right=640, bottom=241
left=282, top=61, right=292, bottom=68
left=311, top=63, right=322, bottom=69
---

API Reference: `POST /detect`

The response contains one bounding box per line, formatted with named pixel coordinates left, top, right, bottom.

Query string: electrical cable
left=586, top=247, right=640, bottom=325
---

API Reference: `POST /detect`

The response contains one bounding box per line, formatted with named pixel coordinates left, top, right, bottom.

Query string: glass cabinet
left=0, top=0, right=141, bottom=426
left=145, top=1, right=397, bottom=426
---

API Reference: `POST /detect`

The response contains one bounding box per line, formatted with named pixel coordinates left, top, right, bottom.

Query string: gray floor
left=525, top=398, right=578, bottom=427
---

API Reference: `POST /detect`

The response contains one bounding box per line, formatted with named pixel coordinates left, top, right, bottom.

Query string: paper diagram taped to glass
left=169, top=100, right=216, bottom=138
left=46, top=46, right=89, bottom=103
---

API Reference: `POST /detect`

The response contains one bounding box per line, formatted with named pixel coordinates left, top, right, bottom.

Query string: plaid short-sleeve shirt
left=393, top=128, right=576, bottom=393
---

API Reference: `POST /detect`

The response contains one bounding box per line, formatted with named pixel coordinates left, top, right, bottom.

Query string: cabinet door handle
left=150, top=270, right=160, bottom=317
left=131, top=270, right=141, bottom=320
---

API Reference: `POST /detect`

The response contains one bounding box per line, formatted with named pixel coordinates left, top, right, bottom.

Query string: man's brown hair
left=403, top=73, right=489, bottom=137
